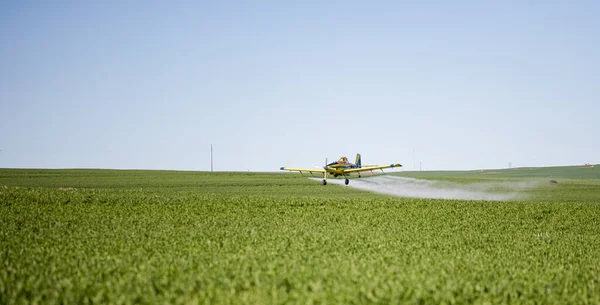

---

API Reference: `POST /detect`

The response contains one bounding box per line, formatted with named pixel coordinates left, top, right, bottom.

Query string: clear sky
left=1, top=1, right=598, bottom=171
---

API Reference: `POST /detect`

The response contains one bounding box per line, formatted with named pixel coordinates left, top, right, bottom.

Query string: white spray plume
left=313, top=176, right=541, bottom=201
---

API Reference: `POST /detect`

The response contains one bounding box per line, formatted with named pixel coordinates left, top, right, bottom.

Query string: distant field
left=1, top=167, right=599, bottom=304
left=395, top=164, right=600, bottom=180
left=0, top=169, right=380, bottom=198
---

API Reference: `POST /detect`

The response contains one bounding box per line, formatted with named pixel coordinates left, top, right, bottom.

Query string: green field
left=1, top=167, right=599, bottom=304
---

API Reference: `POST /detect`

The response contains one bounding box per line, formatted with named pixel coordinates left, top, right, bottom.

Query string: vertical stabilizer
left=355, top=153, right=362, bottom=168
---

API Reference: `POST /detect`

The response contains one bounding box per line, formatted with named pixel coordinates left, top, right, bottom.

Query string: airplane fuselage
left=325, top=162, right=359, bottom=177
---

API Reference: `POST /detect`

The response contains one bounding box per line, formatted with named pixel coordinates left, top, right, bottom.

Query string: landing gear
left=345, top=178, right=349, bottom=185
left=323, top=179, right=327, bottom=185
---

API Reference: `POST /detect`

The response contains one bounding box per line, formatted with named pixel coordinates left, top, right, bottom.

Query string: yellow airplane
left=280, top=153, right=402, bottom=185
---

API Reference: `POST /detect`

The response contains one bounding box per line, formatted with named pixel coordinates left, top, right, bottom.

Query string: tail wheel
left=323, top=179, right=327, bottom=185
left=345, top=178, right=349, bottom=185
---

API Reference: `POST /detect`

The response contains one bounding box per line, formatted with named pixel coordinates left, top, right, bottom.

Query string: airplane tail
left=355, top=153, right=362, bottom=168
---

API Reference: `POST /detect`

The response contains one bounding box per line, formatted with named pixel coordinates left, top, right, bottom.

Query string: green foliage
left=1, top=169, right=599, bottom=304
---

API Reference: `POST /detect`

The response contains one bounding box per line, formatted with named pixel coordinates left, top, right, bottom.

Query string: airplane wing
left=280, top=167, right=326, bottom=174
left=342, top=163, right=402, bottom=173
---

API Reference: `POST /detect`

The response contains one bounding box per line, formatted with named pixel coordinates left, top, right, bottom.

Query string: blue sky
left=1, top=1, right=598, bottom=171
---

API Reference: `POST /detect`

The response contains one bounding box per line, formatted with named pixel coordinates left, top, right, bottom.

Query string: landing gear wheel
left=345, top=178, right=349, bottom=185
left=322, top=179, right=327, bottom=185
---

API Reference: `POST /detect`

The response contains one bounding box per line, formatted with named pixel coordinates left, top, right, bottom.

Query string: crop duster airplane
left=280, top=154, right=402, bottom=185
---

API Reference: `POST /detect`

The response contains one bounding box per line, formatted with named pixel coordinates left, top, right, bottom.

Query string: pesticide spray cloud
left=314, top=176, right=540, bottom=201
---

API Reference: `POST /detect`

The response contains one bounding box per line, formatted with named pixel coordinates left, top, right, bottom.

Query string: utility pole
left=210, top=144, right=213, bottom=172
left=413, top=148, right=415, bottom=169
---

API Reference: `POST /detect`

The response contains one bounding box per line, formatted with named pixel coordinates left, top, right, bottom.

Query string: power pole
left=210, top=144, right=213, bottom=172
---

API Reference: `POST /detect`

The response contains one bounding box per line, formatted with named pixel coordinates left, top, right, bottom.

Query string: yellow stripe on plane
left=343, top=163, right=402, bottom=173
left=280, top=167, right=326, bottom=174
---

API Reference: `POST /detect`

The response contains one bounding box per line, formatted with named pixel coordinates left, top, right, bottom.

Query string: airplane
left=280, top=153, right=402, bottom=185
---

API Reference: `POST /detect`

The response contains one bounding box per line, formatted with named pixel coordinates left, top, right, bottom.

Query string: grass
left=1, top=167, right=599, bottom=304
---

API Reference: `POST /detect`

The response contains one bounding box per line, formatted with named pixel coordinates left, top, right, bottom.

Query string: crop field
left=1, top=167, right=599, bottom=304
